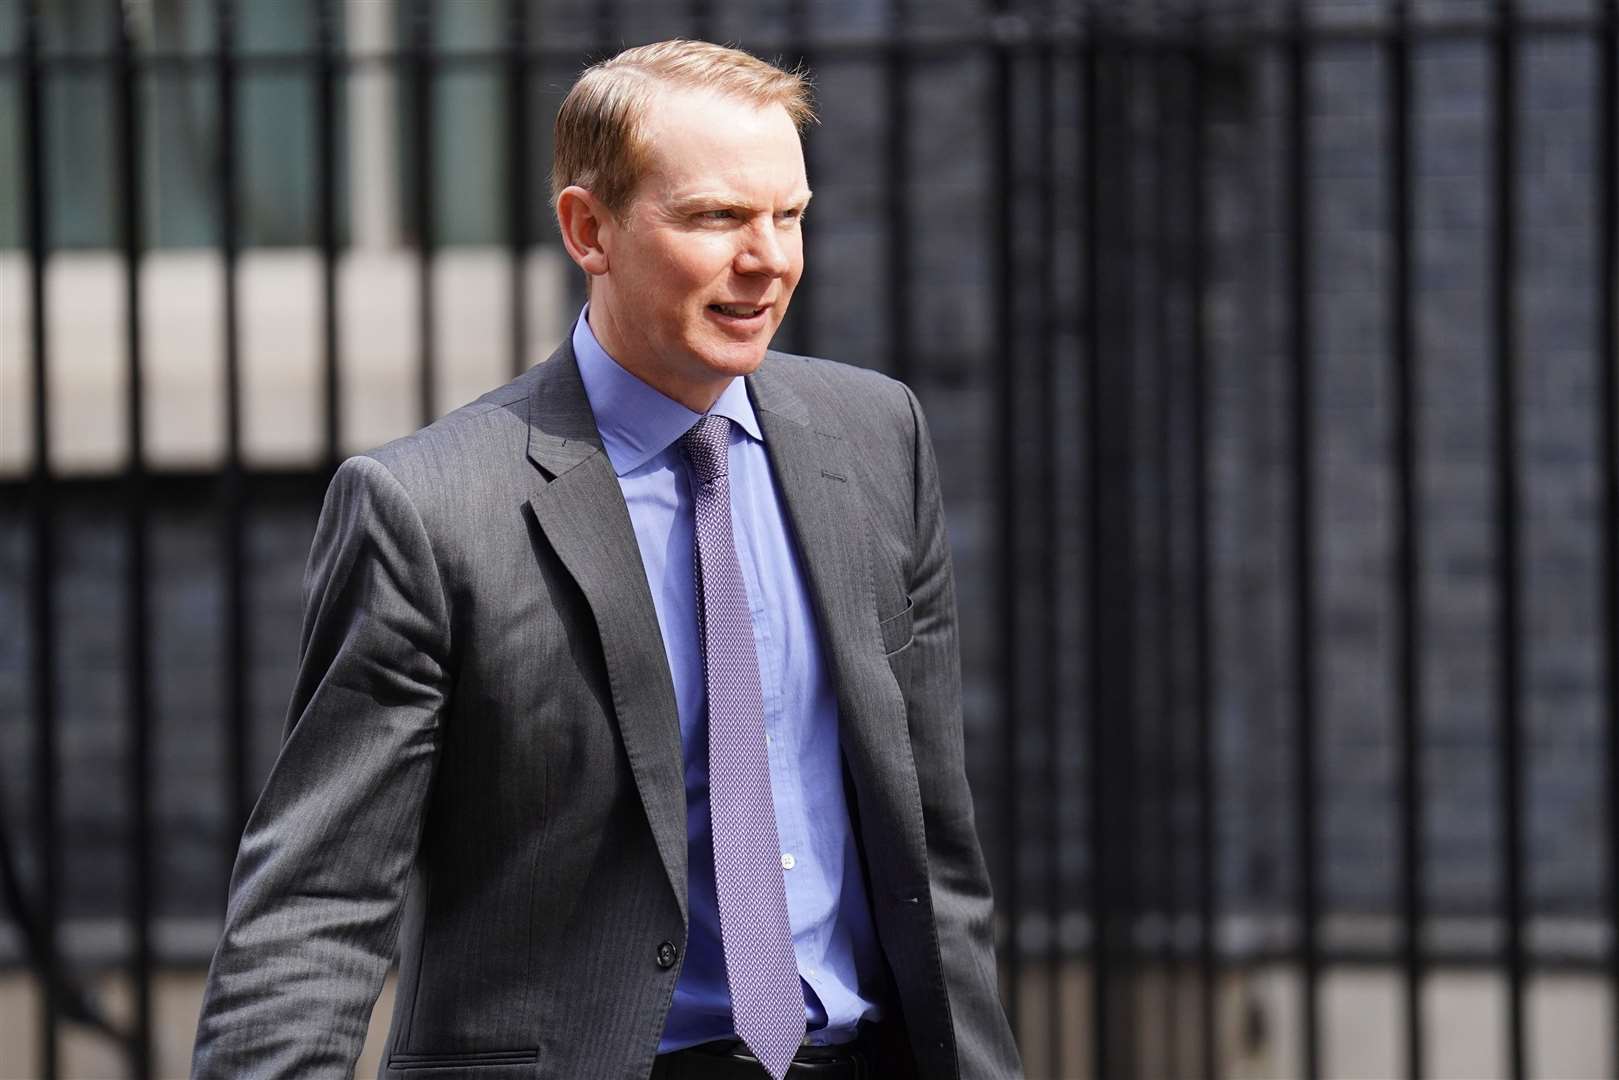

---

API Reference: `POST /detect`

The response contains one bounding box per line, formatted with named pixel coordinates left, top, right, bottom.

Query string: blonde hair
left=551, top=39, right=816, bottom=218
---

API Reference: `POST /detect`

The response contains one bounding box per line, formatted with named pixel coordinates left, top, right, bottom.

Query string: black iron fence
left=2, top=1, right=1617, bottom=1078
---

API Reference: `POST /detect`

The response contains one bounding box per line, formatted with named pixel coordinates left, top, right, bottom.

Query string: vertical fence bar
left=594, top=0, right=620, bottom=57
left=410, top=0, right=436, bottom=427
left=215, top=0, right=252, bottom=874
left=992, top=0, right=1022, bottom=1043
left=21, top=1, right=59, bottom=1074
left=1036, top=13, right=1062, bottom=1076
left=1598, top=0, right=1619, bottom=1074
left=786, top=0, right=815, bottom=358
left=1111, top=36, right=1140, bottom=1078
left=1086, top=9, right=1143, bottom=1076
left=113, top=3, right=154, bottom=1076
left=1187, top=6, right=1218, bottom=1076
left=1490, top=3, right=1527, bottom=1076
left=689, top=0, right=712, bottom=44
left=506, top=0, right=529, bottom=379
left=1285, top=2, right=1321, bottom=1075
left=884, top=1, right=909, bottom=386
left=1152, top=16, right=1182, bottom=1074
left=1080, top=5, right=1107, bottom=1074
left=315, top=0, right=341, bottom=469
left=1388, top=3, right=1426, bottom=1078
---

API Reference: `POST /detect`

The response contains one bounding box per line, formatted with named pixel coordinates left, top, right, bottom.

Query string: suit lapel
left=749, top=358, right=929, bottom=896
left=749, top=364, right=880, bottom=672
left=520, top=344, right=929, bottom=923
left=524, top=342, right=688, bottom=917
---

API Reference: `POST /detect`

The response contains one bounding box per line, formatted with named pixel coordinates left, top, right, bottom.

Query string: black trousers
left=648, top=1023, right=910, bottom=1080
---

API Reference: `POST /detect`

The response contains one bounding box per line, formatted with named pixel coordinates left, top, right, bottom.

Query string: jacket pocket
left=388, top=1048, right=539, bottom=1070
left=879, top=596, right=914, bottom=656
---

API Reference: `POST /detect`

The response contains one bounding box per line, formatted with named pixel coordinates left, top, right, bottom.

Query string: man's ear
left=555, top=185, right=613, bottom=278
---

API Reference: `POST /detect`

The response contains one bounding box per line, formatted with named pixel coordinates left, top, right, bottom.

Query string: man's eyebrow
left=669, top=190, right=815, bottom=213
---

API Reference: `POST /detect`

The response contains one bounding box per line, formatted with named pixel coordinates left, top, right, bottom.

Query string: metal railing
left=2, top=1, right=1617, bottom=1078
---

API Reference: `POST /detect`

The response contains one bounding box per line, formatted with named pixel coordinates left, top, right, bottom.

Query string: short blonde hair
left=551, top=39, right=816, bottom=218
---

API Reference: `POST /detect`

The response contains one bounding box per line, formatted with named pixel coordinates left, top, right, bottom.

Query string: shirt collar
left=572, top=305, right=764, bottom=477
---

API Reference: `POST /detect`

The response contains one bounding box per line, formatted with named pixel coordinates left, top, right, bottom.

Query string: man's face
left=588, top=88, right=811, bottom=412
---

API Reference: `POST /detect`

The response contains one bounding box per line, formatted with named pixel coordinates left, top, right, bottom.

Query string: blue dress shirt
left=571, top=311, right=884, bottom=1052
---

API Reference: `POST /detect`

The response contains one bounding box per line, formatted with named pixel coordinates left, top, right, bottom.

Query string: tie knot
left=681, top=414, right=731, bottom=484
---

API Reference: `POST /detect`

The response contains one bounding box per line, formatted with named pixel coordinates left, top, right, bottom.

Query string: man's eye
left=700, top=209, right=735, bottom=221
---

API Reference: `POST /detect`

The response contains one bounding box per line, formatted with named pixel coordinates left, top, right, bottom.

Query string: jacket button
left=656, top=941, right=678, bottom=969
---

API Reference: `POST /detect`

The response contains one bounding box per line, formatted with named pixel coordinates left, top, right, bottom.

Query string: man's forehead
left=632, top=90, right=808, bottom=202
left=636, top=89, right=803, bottom=167
left=642, top=84, right=792, bottom=128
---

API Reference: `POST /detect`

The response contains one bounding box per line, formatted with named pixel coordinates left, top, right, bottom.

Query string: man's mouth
left=708, top=303, right=768, bottom=319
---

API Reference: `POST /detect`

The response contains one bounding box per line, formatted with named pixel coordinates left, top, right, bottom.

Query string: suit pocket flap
left=878, top=597, right=914, bottom=655
left=388, top=1048, right=539, bottom=1071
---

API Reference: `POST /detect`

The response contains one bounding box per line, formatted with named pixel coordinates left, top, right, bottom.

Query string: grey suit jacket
left=192, top=341, right=1023, bottom=1079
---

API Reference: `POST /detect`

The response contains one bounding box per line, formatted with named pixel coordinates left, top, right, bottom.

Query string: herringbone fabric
left=681, top=414, right=805, bottom=1080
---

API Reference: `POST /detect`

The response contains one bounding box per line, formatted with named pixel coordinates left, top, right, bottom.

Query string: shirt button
left=656, top=941, right=678, bottom=969
left=781, top=853, right=796, bottom=870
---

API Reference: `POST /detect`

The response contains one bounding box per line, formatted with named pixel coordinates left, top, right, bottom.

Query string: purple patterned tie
left=681, top=414, right=805, bottom=1080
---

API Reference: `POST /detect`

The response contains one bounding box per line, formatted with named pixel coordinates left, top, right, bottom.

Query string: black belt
left=650, top=1029, right=884, bottom=1080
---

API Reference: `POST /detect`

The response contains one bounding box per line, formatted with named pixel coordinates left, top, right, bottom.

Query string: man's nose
left=736, top=222, right=791, bottom=277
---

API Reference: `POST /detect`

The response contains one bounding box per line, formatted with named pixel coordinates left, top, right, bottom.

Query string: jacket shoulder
left=357, top=366, right=540, bottom=496
left=759, top=350, right=919, bottom=439
left=762, top=348, right=909, bottom=398
left=756, top=352, right=929, bottom=545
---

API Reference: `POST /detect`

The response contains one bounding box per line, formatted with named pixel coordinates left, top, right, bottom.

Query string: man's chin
left=695, top=344, right=770, bottom=379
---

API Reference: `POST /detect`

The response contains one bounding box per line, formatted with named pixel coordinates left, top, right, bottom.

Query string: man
left=193, top=40, right=1021, bottom=1080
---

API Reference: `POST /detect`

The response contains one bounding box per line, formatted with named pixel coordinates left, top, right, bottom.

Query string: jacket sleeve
left=192, top=454, right=451, bottom=1078
left=900, top=385, right=1025, bottom=1079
